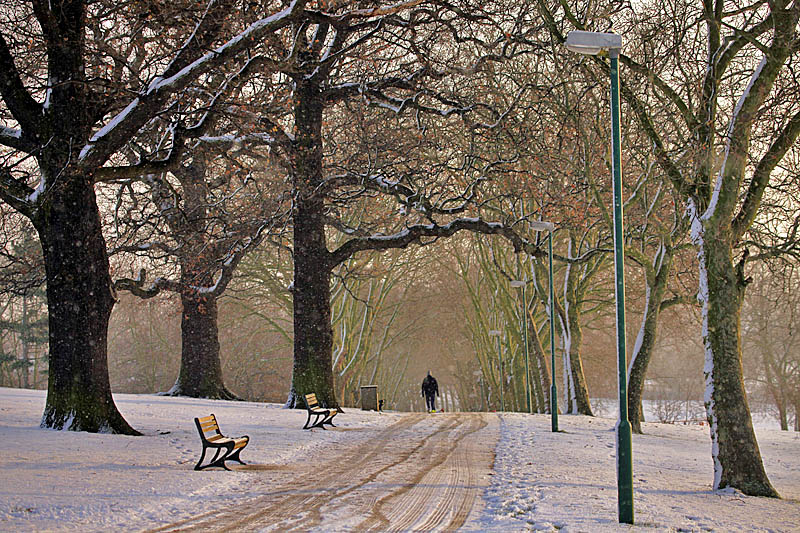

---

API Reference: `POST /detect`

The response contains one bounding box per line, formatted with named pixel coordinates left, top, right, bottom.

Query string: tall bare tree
left=742, top=263, right=800, bottom=431
left=0, top=0, right=307, bottom=433
left=229, top=1, right=555, bottom=408
left=541, top=0, right=799, bottom=496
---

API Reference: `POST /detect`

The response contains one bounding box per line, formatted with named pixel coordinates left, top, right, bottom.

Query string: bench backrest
left=195, top=414, right=223, bottom=443
left=305, top=393, right=320, bottom=409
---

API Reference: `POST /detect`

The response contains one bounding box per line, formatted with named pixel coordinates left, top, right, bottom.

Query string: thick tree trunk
left=285, top=79, right=338, bottom=409
left=165, top=292, right=238, bottom=399
left=163, top=162, right=238, bottom=400
left=36, top=178, right=138, bottom=435
left=698, top=231, right=778, bottom=497
left=287, top=199, right=337, bottom=408
left=555, top=262, right=592, bottom=416
left=763, top=358, right=788, bottom=431
left=777, top=402, right=788, bottom=432
left=628, top=247, right=673, bottom=433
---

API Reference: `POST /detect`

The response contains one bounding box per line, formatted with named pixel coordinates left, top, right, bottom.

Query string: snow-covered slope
left=1, top=387, right=797, bottom=532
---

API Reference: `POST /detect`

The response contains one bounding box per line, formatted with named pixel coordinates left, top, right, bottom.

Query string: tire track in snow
left=148, top=412, right=497, bottom=532
left=356, top=413, right=491, bottom=532
left=150, top=413, right=429, bottom=532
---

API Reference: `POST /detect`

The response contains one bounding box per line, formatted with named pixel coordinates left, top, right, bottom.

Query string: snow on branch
left=0, top=126, right=21, bottom=140
left=323, top=0, right=426, bottom=21
left=0, top=126, right=35, bottom=153
left=328, top=217, right=546, bottom=267
left=94, top=57, right=282, bottom=183
left=78, top=1, right=306, bottom=166
left=113, top=269, right=180, bottom=299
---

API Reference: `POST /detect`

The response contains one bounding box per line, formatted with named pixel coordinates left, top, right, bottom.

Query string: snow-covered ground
left=1, top=387, right=798, bottom=532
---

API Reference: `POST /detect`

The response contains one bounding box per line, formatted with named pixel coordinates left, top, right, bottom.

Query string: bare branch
left=77, top=1, right=307, bottom=166
left=113, top=269, right=181, bottom=299
left=328, top=217, right=547, bottom=268
left=0, top=33, right=42, bottom=138
left=734, top=109, right=800, bottom=240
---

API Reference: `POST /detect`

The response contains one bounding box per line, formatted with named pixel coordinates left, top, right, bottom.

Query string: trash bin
left=360, top=385, right=379, bottom=411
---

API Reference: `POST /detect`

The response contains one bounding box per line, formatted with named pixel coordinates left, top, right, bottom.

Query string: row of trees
left=1, top=0, right=798, bottom=498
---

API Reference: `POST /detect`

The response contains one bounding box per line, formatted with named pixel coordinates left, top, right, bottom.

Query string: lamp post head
left=509, top=280, right=526, bottom=288
left=488, top=330, right=501, bottom=337
left=565, top=30, right=622, bottom=57
left=528, top=221, right=555, bottom=232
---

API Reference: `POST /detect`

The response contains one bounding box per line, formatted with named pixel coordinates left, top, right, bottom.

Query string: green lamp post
left=511, top=221, right=555, bottom=418
left=528, top=221, right=557, bottom=430
left=565, top=30, right=633, bottom=525
left=509, top=279, right=532, bottom=414
left=547, top=228, right=557, bottom=432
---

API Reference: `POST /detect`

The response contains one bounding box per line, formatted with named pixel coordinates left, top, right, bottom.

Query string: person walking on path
left=421, top=372, right=439, bottom=412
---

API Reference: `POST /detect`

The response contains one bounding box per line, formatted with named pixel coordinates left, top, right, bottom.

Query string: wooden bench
left=194, top=414, right=249, bottom=471
left=303, top=393, right=339, bottom=430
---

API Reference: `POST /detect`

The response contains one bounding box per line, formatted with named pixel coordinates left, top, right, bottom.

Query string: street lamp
left=565, top=30, right=633, bottom=525
left=509, top=279, right=531, bottom=414
left=546, top=227, right=558, bottom=433
left=510, top=220, right=556, bottom=419
left=488, top=329, right=504, bottom=411
left=526, top=222, right=559, bottom=432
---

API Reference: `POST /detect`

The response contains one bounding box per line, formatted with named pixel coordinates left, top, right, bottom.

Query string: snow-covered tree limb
left=328, top=217, right=547, bottom=268
left=78, top=0, right=307, bottom=167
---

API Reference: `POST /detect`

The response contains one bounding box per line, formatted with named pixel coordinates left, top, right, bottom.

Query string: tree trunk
left=777, top=402, right=788, bottom=432
left=528, top=317, right=550, bottom=414
left=765, top=362, right=788, bottom=431
left=165, top=292, right=238, bottom=399
left=287, top=225, right=336, bottom=408
left=163, top=162, right=238, bottom=400
left=698, top=231, right=778, bottom=497
left=794, top=397, right=799, bottom=432
left=554, top=260, right=593, bottom=416
left=21, top=294, right=30, bottom=389
left=36, top=178, right=138, bottom=435
left=563, top=295, right=593, bottom=415
left=285, top=79, right=338, bottom=409
left=628, top=246, right=673, bottom=433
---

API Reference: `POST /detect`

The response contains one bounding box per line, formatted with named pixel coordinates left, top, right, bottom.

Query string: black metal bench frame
left=303, top=393, right=339, bottom=430
left=194, top=414, right=249, bottom=471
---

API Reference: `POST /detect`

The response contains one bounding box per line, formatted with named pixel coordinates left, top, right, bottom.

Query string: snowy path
left=148, top=412, right=498, bottom=532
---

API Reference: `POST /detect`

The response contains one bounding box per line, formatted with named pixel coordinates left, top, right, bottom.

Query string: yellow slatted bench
left=303, top=393, right=339, bottom=430
left=194, top=414, right=249, bottom=471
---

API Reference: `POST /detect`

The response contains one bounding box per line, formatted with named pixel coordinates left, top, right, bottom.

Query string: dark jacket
left=421, top=374, right=439, bottom=397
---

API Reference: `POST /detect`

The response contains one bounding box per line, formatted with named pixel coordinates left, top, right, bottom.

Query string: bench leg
left=195, top=445, right=227, bottom=471
left=311, top=413, right=327, bottom=429
left=194, top=446, right=208, bottom=471
left=305, top=412, right=328, bottom=430
left=195, top=445, right=233, bottom=471
left=228, top=446, right=247, bottom=465
left=207, top=444, right=235, bottom=470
